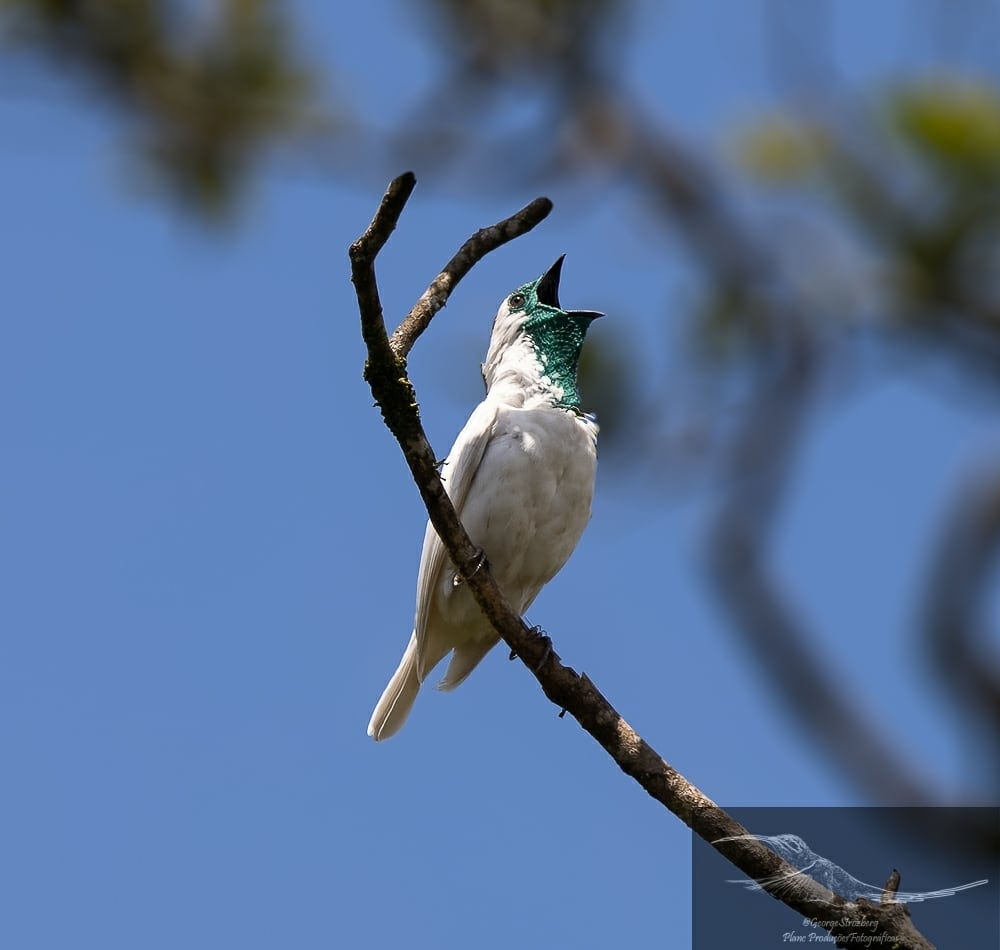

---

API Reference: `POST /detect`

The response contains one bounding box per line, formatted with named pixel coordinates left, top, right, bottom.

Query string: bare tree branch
left=349, top=173, right=938, bottom=950
left=389, top=196, right=553, bottom=358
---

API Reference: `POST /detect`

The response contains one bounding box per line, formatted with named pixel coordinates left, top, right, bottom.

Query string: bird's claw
left=453, top=547, right=488, bottom=588
left=509, top=626, right=552, bottom=672
left=529, top=625, right=552, bottom=673
left=469, top=547, right=487, bottom=576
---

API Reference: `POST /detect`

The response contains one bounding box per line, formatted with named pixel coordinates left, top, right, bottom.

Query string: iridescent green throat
left=522, top=305, right=594, bottom=410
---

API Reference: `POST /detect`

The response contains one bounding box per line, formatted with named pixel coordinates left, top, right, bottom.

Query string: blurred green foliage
left=3, top=0, right=313, bottom=213
left=423, top=0, right=620, bottom=83
left=894, top=80, right=1000, bottom=179
left=727, top=78, right=1000, bottom=373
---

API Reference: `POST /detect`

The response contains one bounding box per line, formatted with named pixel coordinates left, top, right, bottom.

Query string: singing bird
left=367, top=257, right=602, bottom=740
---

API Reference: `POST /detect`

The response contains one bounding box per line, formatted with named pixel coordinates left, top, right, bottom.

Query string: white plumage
left=367, top=258, right=602, bottom=740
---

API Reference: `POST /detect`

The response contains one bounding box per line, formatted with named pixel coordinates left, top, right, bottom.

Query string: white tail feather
left=437, top=639, right=496, bottom=691
left=367, top=632, right=421, bottom=741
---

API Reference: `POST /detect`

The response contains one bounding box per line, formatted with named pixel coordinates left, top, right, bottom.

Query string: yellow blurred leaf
left=735, top=116, right=828, bottom=183
left=891, top=79, right=1000, bottom=174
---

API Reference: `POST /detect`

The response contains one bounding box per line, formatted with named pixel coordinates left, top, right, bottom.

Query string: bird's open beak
left=537, top=255, right=604, bottom=320
left=536, top=256, right=566, bottom=308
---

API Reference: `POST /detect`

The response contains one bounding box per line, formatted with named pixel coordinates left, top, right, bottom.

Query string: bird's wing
left=414, top=399, right=498, bottom=678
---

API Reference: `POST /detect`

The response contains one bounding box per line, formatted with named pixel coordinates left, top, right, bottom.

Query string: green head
left=500, top=256, right=603, bottom=410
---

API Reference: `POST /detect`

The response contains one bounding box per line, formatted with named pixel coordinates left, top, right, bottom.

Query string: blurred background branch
left=923, top=467, right=1000, bottom=795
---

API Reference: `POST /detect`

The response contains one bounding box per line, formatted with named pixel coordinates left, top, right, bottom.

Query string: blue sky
left=2, top=3, right=997, bottom=948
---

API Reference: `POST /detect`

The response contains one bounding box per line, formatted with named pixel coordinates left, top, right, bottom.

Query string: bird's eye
left=508, top=292, right=526, bottom=311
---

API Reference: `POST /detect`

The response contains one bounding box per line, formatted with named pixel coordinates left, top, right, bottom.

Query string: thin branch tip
left=387, top=194, right=557, bottom=357
left=350, top=173, right=418, bottom=265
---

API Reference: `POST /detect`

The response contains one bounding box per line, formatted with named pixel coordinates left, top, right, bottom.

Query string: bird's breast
left=446, top=405, right=598, bottom=614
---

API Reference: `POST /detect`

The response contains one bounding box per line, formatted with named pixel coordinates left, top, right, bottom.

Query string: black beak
left=536, top=256, right=565, bottom=308
left=536, top=255, right=604, bottom=319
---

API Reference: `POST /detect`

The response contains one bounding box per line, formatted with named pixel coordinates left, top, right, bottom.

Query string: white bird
left=367, top=257, right=603, bottom=740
